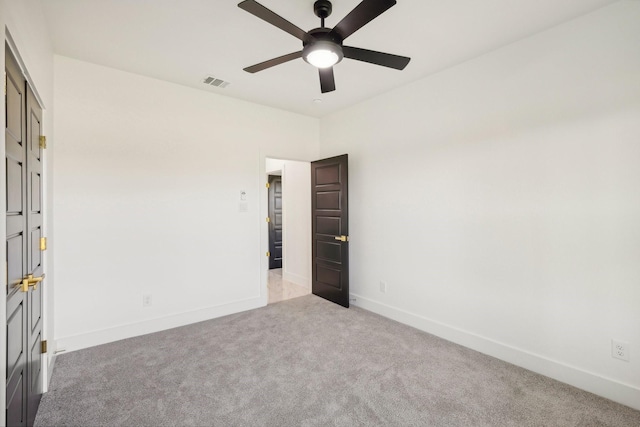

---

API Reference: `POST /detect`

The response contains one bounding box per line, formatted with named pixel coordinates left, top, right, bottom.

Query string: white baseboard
left=283, top=270, right=310, bottom=289
left=351, top=293, right=640, bottom=411
left=55, top=297, right=264, bottom=353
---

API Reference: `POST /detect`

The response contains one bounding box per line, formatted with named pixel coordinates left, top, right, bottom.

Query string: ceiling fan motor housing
left=314, top=0, right=333, bottom=19
left=304, top=27, right=342, bottom=47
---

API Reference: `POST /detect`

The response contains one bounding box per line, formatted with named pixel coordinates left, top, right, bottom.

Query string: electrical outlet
left=143, top=294, right=152, bottom=307
left=611, top=339, right=629, bottom=361
left=379, top=281, right=387, bottom=293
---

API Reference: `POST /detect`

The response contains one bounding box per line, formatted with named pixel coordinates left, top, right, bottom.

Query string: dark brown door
left=5, top=45, right=44, bottom=427
left=311, top=154, right=349, bottom=307
left=268, top=175, right=283, bottom=269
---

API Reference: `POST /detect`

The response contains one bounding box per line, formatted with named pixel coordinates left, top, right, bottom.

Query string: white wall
left=265, top=158, right=312, bottom=288
left=1, top=0, right=55, bottom=423
left=53, top=56, right=320, bottom=351
left=266, top=158, right=284, bottom=175
left=320, top=1, right=640, bottom=410
left=281, top=160, right=311, bottom=288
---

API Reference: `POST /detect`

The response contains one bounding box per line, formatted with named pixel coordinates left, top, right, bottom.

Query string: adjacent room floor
left=267, top=268, right=310, bottom=304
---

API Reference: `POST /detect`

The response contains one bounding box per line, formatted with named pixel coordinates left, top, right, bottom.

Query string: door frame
left=2, top=36, right=51, bottom=423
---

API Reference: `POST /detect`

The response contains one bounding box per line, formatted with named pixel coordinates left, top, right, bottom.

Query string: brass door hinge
left=39, top=136, right=47, bottom=149
left=40, top=237, right=47, bottom=251
left=41, top=340, right=48, bottom=354
left=266, top=217, right=270, bottom=223
left=266, top=251, right=271, bottom=257
left=266, top=182, right=270, bottom=189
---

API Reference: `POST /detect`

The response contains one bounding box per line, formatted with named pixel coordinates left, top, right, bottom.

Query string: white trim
left=1, top=28, right=7, bottom=427
left=55, top=297, right=264, bottom=353
left=4, top=30, right=46, bottom=110
left=351, top=293, right=640, bottom=411
left=283, top=270, right=310, bottom=289
left=45, top=348, right=57, bottom=389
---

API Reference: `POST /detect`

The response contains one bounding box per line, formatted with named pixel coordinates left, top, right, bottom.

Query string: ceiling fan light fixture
left=307, top=49, right=338, bottom=68
left=303, top=41, right=343, bottom=68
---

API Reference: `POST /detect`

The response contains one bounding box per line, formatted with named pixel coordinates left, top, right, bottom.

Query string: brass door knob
left=17, top=273, right=45, bottom=292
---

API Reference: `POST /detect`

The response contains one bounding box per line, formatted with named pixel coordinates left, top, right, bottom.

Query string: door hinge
left=39, top=135, right=47, bottom=149
left=4, top=71, right=6, bottom=96
left=266, top=182, right=270, bottom=189
left=266, top=251, right=271, bottom=257
left=266, top=217, right=270, bottom=223
left=41, top=340, right=48, bottom=354
left=40, top=237, right=47, bottom=251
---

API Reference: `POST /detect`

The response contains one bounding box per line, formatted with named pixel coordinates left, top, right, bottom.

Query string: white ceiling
left=41, top=0, right=616, bottom=117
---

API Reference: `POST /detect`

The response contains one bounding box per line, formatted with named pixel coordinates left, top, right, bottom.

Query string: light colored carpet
left=35, top=295, right=640, bottom=426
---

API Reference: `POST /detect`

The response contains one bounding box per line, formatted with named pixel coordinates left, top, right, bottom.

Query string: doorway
left=265, top=158, right=311, bottom=304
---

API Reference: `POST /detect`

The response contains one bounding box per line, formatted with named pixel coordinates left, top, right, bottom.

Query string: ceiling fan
left=238, top=0, right=411, bottom=93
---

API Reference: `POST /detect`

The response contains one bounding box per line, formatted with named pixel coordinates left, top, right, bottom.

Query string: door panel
left=31, top=172, right=41, bottom=211
left=7, top=160, right=23, bottom=212
left=316, top=265, right=341, bottom=288
left=30, top=229, right=42, bottom=271
left=30, top=287, right=42, bottom=333
left=29, top=332, right=42, bottom=389
left=7, top=236, right=24, bottom=291
left=5, top=69, right=22, bottom=141
left=316, top=217, right=340, bottom=235
left=316, top=191, right=340, bottom=209
left=316, top=240, right=341, bottom=262
left=6, top=373, right=25, bottom=427
left=6, top=302, right=25, bottom=377
left=311, top=154, right=349, bottom=307
left=28, top=116, right=41, bottom=162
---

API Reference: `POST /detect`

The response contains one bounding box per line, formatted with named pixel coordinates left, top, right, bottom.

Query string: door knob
left=14, top=274, right=45, bottom=292
left=334, top=235, right=349, bottom=242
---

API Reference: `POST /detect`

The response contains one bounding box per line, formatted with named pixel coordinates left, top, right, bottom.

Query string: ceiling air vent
left=203, top=75, right=230, bottom=88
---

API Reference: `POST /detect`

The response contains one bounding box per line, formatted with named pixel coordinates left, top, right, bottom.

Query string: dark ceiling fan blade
left=343, top=46, right=410, bottom=70
left=238, top=0, right=310, bottom=42
left=319, top=67, right=336, bottom=93
left=329, top=0, right=396, bottom=40
left=243, top=51, right=302, bottom=73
